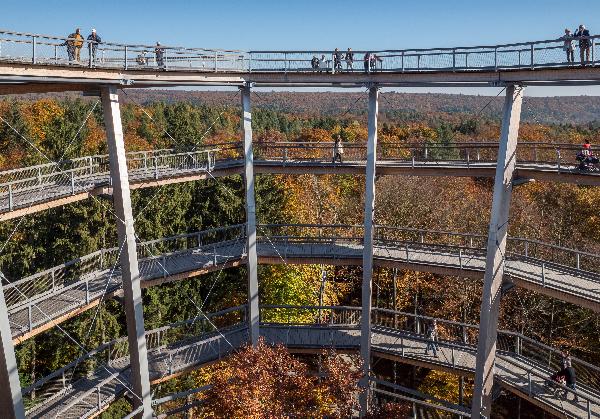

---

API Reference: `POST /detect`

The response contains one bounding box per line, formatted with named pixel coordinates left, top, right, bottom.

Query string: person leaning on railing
left=63, top=28, right=84, bottom=63
left=574, top=24, right=591, bottom=66
left=87, top=29, right=102, bottom=64
left=562, top=28, right=575, bottom=63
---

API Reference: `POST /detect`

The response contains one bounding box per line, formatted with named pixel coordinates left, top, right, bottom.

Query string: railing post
left=162, top=255, right=167, bottom=278
left=494, top=47, right=498, bottom=71
left=70, top=170, right=75, bottom=195
left=28, top=304, right=32, bottom=332
left=32, top=35, right=37, bottom=64
left=124, top=46, right=128, bottom=70
left=527, top=372, right=532, bottom=395
left=97, top=385, right=101, bottom=411
left=452, top=347, right=456, bottom=367
left=524, top=241, right=529, bottom=257
left=8, top=184, right=13, bottom=211
left=530, top=44, right=534, bottom=70
left=85, top=279, right=90, bottom=304
left=576, top=253, right=580, bottom=270
left=515, top=335, right=520, bottom=355
left=592, top=40, right=596, bottom=67
left=214, top=51, right=218, bottom=72
left=452, top=49, right=456, bottom=71
left=541, top=263, right=545, bottom=287
left=54, top=45, right=58, bottom=63
left=459, top=249, right=463, bottom=269
left=51, top=270, right=55, bottom=290
left=401, top=51, right=405, bottom=72
left=154, top=156, right=158, bottom=180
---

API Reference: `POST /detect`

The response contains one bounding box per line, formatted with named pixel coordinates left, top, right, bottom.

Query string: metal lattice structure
left=0, top=28, right=600, bottom=419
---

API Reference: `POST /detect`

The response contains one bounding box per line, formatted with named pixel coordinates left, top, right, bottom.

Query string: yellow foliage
left=19, top=99, right=64, bottom=142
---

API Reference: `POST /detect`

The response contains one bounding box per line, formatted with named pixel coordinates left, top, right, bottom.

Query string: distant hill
left=9, top=89, right=600, bottom=125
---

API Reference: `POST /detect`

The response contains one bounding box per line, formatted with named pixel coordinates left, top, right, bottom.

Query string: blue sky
left=3, top=0, right=600, bottom=95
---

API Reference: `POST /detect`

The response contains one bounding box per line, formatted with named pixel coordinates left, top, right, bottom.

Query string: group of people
left=136, top=43, right=166, bottom=69
left=562, top=24, right=592, bottom=65
left=63, top=28, right=101, bottom=63
left=311, top=48, right=383, bottom=73
left=63, top=27, right=166, bottom=68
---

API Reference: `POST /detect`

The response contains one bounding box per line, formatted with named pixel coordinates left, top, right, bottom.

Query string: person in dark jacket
left=563, top=366, right=578, bottom=401
left=575, top=24, right=591, bottom=65
left=87, top=29, right=102, bottom=64
left=155, top=42, right=165, bottom=68
left=345, top=48, right=354, bottom=71
left=334, top=48, right=343, bottom=70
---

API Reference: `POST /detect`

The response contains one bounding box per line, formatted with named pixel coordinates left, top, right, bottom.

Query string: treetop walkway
left=0, top=141, right=597, bottom=221
left=1, top=33, right=600, bottom=418
left=3, top=29, right=600, bottom=89
left=5, top=222, right=599, bottom=344
left=23, top=305, right=600, bottom=419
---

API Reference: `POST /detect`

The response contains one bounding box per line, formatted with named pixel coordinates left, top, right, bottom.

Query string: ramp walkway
left=23, top=305, right=600, bottom=419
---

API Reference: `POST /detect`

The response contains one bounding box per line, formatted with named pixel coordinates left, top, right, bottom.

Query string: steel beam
left=0, top=273, right=25, bottom=419
left=359, top=85, right=379, bottom=415
left=101, top=85, right=153, bottom=418
left=471, top=85, right=523, bottom=418
left=241, top=85, right=260, bottom=345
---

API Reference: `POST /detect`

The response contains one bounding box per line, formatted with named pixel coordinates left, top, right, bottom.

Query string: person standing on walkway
left=155, top=42, right=165, bottom=69
left=575, top=24, right=591, bottom=66
left=332, top=135, right=344, bottom=163
left=425, top=320, right=439, bottom=356
left=562, top=29, right=575, bottom=63
left=561, top=349, right=572, bottom=369
left=64, top=28, right=84, bottom=63
left=334, top=48, right=343, bottom=70
left=345, top=48, right=354, bottom=71
left=87, top=29, right=102, bottom=64
left=564, top=365, right=578, bottom=401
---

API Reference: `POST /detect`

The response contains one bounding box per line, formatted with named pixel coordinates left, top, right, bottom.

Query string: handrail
left=23, top=305, right=246, bottom=396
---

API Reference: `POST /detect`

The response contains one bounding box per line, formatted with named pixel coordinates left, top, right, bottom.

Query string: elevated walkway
left=24, top=306, right=600, bottom=419
left=1, top=142, right=598, bottom=221
left=5, top=223, right=599, bottom=343
left=3, top=30, right=600, bottom=89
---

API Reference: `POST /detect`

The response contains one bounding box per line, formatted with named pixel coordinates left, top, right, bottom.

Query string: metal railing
left=22, top=305, right=246, bottom=414
left=254, top=141, right=584, bottom=169
left=0, top=148, right=218, bottom=213
left=4, top=223, right=598, bottom=338
left=20, top=304, right=600, bottom=417
left=4, top=224, right=246, bottom=336
left=0, top=29, right=599, bottom=73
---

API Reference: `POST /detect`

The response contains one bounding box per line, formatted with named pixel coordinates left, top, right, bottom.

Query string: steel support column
left=0, top=273, right=25, bottom=419
left=471, top=85, right=523, bottom=418
left=241, top=85, right=259, bottom=345
left=101, top=85, right=153, bottom=418
left=359, top=85, right=379, bottom=415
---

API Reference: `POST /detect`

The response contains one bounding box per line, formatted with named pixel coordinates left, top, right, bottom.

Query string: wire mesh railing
left=22, top=305, right=247, bottom=414
left=2, top=29, right=600, bottom=73
left=0, top=30, right=246, bottom=72
left=259, top=304, right=362, bottom=325
left=0, top=148, right=219, bottom=213
left=253, top=141, right=584, bottom=169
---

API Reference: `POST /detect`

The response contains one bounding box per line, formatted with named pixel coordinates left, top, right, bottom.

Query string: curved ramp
left=24, top=306, right=600, bottom=419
